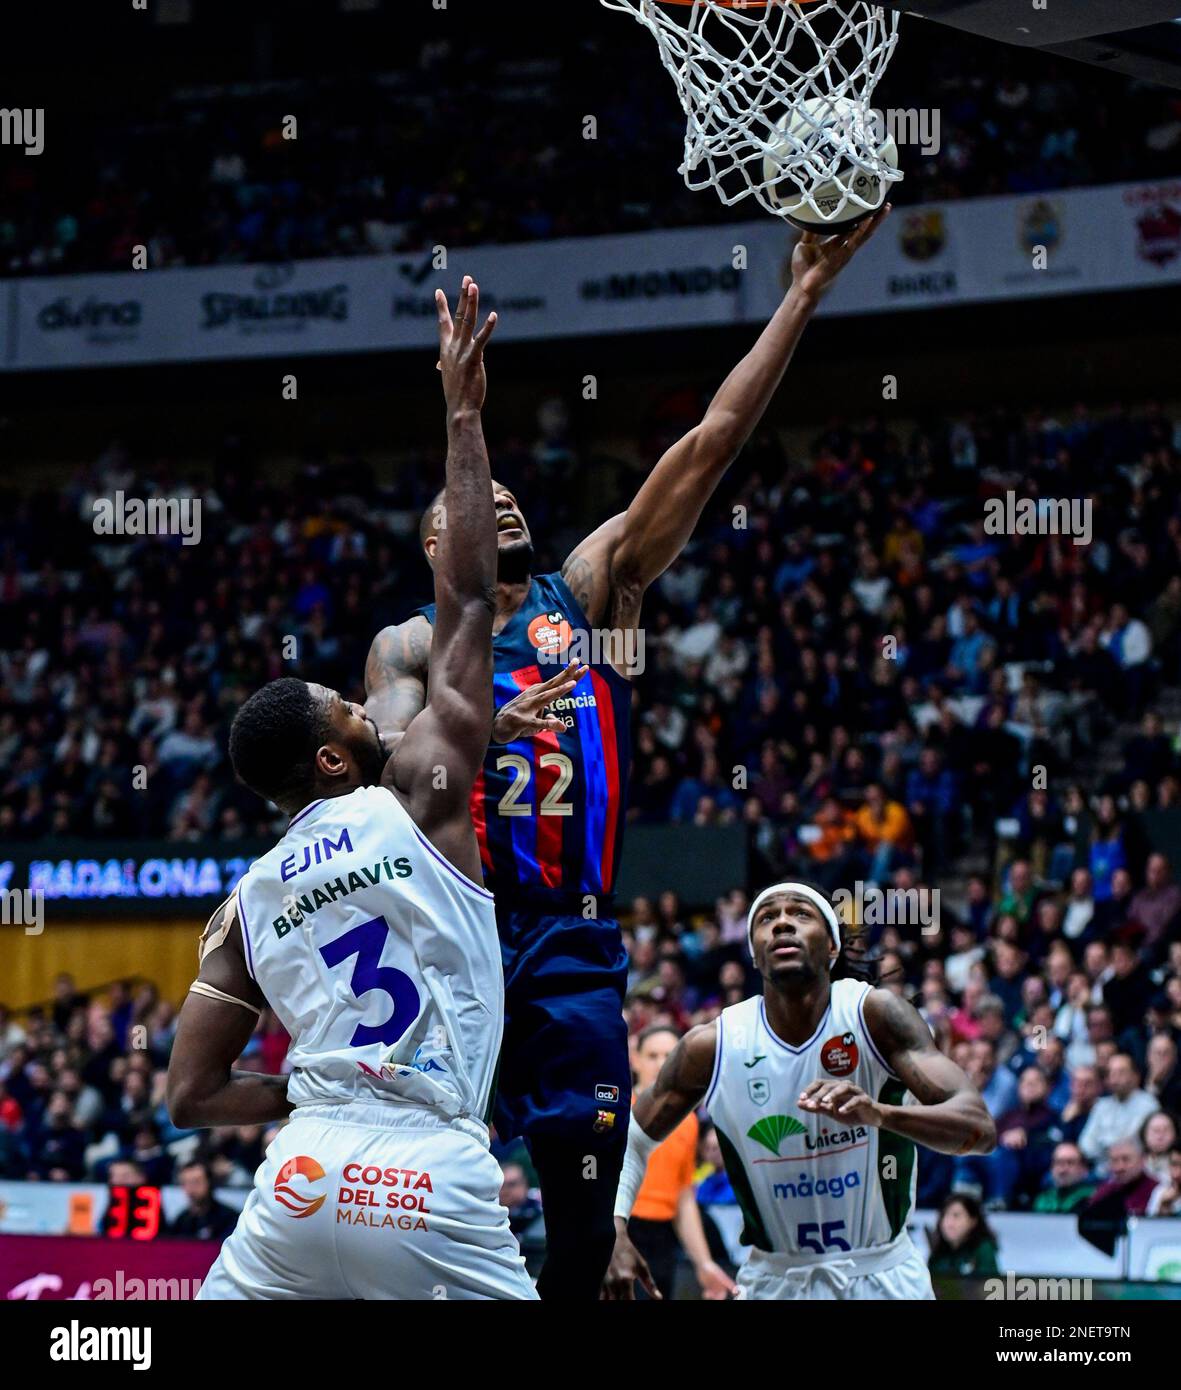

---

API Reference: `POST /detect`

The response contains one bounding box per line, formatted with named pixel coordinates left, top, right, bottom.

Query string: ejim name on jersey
left=234, top=783, right=502, bottom=1123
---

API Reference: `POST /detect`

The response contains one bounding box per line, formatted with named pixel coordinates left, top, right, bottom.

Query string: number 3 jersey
left=705, top=981, right=917, bottom=1259
left=233, top=785, right=503, bottom=1122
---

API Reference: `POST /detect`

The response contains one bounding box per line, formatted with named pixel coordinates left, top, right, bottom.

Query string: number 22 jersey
left=232, top=785, right=503, bottom=1121
left=416, top=572, right=632, bottom=909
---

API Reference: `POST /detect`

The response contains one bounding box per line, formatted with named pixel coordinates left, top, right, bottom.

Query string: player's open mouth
left=497, top=516, right=523, bottom=533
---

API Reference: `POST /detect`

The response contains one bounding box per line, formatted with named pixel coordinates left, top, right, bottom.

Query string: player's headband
left=746, top=882, right=842, bottom=957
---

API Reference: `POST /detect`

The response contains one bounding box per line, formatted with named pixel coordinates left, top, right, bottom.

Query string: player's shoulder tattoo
left=864, top=987, right=957, bottom=1104
left=365, top=616, right=431, bottom=692
left=863, top=986, right=935, bottom=1061
left=560, top=551, right=596, bottom=616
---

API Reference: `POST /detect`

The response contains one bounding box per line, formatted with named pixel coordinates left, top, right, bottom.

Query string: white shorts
left=197, top=1102, right=537, bottom=1301
left=736, top=1234, right=935, bottom=1301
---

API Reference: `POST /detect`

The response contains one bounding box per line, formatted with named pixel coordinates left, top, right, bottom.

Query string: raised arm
left=799, top=986, right=996, bottom=1156
left=382, top=278, right=498, bottom=882
left=167, top=897, right=292, bottom=1130
left=564, top=209, right=889, bottom=628
left=602, top=1023, right=717, bottom=1300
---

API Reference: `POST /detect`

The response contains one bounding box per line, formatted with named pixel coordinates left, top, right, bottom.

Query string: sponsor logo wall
left=2, top=1234, right=219, bottom=1300
left=3, top=178, right=1178, bottom=371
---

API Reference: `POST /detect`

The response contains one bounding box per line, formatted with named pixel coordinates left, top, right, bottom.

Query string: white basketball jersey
left=234, top=785, right=502, bottom=1122
left=706, top=980, right=916, bottom=1259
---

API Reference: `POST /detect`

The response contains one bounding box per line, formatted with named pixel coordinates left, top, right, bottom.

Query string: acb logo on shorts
left=273, top=1155, right=326, bottom=1218
left=820, top=1033, right=860, bottom=1078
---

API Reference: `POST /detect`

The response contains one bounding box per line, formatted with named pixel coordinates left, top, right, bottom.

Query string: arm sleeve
left=613, top=1111, right=662, bottom=1221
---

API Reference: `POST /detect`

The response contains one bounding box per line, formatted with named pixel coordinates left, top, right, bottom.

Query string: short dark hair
left=229, top=678, right=328, bottom=807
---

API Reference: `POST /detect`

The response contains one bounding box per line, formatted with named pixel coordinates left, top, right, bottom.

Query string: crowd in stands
left=3, top=395, right=1181, bottom=1254
left=4, top=31, right=1181, bottom=276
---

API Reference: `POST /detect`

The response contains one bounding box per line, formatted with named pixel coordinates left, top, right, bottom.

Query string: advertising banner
left=3, top=179, right=1179, bottom=371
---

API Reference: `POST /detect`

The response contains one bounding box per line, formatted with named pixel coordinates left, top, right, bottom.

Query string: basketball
left=763, top=96, right=898, bottom=233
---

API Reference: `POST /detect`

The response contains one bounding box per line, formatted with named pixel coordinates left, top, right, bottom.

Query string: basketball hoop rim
left=656, top=1, right=823, bottom=7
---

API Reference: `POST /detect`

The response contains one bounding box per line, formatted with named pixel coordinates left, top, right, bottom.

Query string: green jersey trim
left=715, top=1122, right=774, bottom=1253
left=876, top=1077, right=916, bottom=1239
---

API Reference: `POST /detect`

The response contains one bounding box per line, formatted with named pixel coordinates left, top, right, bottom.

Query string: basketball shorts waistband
left=745, top=1231, right=916, bottom=1276
left=292, top=1101, right=490, bottom=1148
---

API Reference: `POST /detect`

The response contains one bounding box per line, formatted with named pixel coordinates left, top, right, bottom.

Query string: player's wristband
left=613, top=1113, right=661, bottom=1221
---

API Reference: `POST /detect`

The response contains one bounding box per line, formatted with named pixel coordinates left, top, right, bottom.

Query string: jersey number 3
left=319, top=916, right=421, bottom=1048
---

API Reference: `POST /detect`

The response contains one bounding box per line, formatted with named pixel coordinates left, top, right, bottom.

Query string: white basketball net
left=600, top=0, right=902, bottom=222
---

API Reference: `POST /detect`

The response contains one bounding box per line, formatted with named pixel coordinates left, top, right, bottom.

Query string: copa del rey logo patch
left=527, top=610, right=573, bottom=655
left=820, top=1033, right=859, bottom=1078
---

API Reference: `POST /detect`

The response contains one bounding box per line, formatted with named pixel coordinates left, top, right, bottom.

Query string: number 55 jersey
left=235, top=783, right=503, bottom=1124
left=705, top=982, right=922, bottom=1275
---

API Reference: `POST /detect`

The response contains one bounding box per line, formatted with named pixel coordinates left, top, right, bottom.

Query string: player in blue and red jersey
left=366, top=222, right=885, bottom=1298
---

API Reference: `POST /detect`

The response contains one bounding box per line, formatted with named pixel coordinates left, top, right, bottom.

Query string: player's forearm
left=168, top=1069, right=294, bottom=1130
left=435, top=410, right=496, bottom=611
left=697, top=286, right=815, bottom=457
left=877, top=1095, right=996, bottom=1156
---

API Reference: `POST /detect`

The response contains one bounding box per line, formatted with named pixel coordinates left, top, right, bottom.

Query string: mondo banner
left=2, top=177, right=1179, bottom=371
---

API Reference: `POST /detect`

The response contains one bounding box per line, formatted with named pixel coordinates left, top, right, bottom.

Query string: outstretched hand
left=436, top=274, right=497, bottom=415
left=790, top=203, right=890, bottom=303
left=492, top=660, right=588, bottom=743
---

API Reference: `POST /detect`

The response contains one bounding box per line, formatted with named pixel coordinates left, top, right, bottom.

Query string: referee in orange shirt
left=623, top=1025, right=736, bottom=1300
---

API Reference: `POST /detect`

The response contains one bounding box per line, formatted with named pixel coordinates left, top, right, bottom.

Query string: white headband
left=746, top=882, right=842, bottom=957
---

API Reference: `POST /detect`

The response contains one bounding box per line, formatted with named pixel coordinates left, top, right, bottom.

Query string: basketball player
left=365, top=213, right=890, bottom=1300
left=167, top=279, right=537, bottom=1299
left=603, top=882, right=996, bottom=1300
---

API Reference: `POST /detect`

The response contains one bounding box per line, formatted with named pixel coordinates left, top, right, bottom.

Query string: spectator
left=853, top=782, right=914, bottom=884
left=1058, top=1064, right=1103, bottom=1146
left=1145, top=1033, right=1181, bottom=1115
left=1129, top=853, right=1181, bottom=958
left=1033, top=1142, right=1098, bottom=1213
left=165, top=1160, right=240, bottom=1241
left=905, top=748, right=958, bottom=871
left=27, top=1090, right=85, bottom=1180
left=1145, top=1146, right=1181, bottom=1216
left=1077, top=1054, right=1160, bottom=1169
left=1061, top=868, right=1097, bottom=942
left=984, top=1066, right=1065, bottom=1208
left=968, top=1037, right=1019, bottom=1122
left=1084, top=1137, right=1158, bottom=1217
left=1141, top=1110, right=1179, bottom=1183
left=926, top=1194, right=1000, bottom=1278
